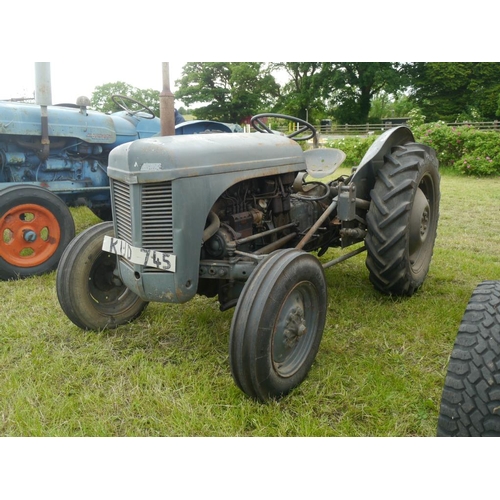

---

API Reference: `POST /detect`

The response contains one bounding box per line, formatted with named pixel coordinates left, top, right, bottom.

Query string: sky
left=0, top=2, right=493, bottom=108
left=0, top=62, right=188, bottom=105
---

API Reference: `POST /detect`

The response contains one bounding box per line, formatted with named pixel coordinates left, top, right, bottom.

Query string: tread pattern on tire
left=437, top=280, right=500, bottom=436
left=365, top=142, right=440, bottom=296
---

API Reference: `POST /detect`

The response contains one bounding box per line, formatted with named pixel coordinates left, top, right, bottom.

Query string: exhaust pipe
left=34, top=62, right=52, bottom=160
left=160, top=63, right=175, bottom=136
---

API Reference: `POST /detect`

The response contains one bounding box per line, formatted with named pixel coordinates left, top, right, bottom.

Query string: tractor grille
left=141, top=182, right=174, bottom=253
left=112, top=180, right=133, bottom=243
left=112, top=180, right=174, bottom=253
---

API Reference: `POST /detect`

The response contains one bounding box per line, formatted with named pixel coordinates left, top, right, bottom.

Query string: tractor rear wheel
left=437, top=281, right=500, bottom=437
left=0, top=185, right=75, bottom=280
left=56, top=221, right=148, bottom=330
left=365, top=142, right=440, bottom=296
left=229, top=249, right=327, bottom=402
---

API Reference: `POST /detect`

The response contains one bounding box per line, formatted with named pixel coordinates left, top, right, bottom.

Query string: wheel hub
left=409, top=187, right=430, bottom=256
left=283, top=306, right=307, bottom=349
left=87, top=250, right=128, bottom=307
left=0, top=203, right=61, bottom=267
left=23, top=230, right=37, bottom=242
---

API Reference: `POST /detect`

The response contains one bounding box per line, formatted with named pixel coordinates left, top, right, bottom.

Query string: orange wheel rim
left=0, top=203, right=62, bottom=267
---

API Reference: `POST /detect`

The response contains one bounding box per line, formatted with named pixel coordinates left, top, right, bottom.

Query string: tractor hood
left=107, top=132, right=306, bottom=184
left=0, top=100, right=160, bottom=146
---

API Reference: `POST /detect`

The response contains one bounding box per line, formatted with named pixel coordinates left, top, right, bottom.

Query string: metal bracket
left=337, top=183, right=357, bottom=221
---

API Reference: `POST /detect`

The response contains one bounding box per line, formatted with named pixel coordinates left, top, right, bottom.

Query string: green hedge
left=324, top=123, right=500, bottom=176
left=323, top=135, right=377, bottom=168
left=413, top=122, right=500, bottom=176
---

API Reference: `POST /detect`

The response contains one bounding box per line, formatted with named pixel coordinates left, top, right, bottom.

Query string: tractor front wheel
left=365, top=142, right=440, bottom=296
left=56, top=221, right=148, bottom=330
left=229, top=249, right=327, bottom=402
left=0, top=185, right=75, bottom=280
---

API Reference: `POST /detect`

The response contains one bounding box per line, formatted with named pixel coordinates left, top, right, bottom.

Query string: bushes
left=412, top=122, right=500, bottom=176
left=324, top=122, right=500, bottom=176
left=324, top=135, right=377, bottom=167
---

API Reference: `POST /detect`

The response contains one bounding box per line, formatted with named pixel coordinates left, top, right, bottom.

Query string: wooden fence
left=317, top=121, right=500, bottom=135
left=254, top=121, right=500, bottom=136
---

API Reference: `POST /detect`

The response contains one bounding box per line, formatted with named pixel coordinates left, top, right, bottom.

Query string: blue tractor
left=0, top=91, right=237, bottom=281
left=0, top=94, right=163, bottom=280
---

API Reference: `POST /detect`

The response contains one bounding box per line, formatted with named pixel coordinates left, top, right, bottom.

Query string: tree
left=407, top=62, right=500, bottom=121
left=91, top=82, right=161, bottom=116
left=369, top=92, right=414, bottom=120
left=321, top=63, right=409, bottom=124
left=174, top=63, right=279, bottom=123
left=271, top=63, right=328, bottom=122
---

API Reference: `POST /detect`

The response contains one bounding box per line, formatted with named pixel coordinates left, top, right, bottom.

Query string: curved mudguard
left=351, top=126, right=415, bottom=200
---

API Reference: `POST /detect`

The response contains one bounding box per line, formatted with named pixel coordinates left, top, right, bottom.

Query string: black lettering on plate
left=109, top=237, right=118, bottom=254
left=143, top=249, right=151, bottom=266
left=162, top=253, right=171, bottom=270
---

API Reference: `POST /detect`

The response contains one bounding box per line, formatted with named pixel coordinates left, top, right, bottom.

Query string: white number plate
left=102, top=235, right=176, bottom=272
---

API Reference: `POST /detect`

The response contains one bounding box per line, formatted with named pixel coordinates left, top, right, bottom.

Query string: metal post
left=160, top=63, right=175, bottom=136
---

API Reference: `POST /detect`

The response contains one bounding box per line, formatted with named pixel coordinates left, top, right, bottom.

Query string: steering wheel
left=250, top=113, right=317, bottom=142
left=111, top=95, right=156, bottom=119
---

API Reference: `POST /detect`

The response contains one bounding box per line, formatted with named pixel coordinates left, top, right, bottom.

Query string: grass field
left=1, top=170, right=500, bottom=436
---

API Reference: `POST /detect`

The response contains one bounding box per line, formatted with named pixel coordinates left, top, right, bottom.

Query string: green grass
left=1, top=171, right=500, bottom=436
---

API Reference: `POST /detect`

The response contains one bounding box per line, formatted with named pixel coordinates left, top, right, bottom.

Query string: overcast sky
left=0, top=62, right=187, bottom=105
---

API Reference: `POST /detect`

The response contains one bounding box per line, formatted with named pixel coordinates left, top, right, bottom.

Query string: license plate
left=102, top=235, right=176, bottom=272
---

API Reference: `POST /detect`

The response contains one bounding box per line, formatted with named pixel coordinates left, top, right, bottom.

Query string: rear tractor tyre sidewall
left=365, top=142, right=440, bottom=296
left=229, top=249, right=327, bottom=402
left=0, top=185, right=75, bottom=280
left=56, top=221, right=148, bottom=330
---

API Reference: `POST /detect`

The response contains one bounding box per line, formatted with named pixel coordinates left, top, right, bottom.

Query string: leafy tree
left=322, top=63, right=409, bottom=124
left=91, top=82, right=161, bottom=116
left=407, top=62, right=500, bottom=121
left=174, top=63, right=279, bottom=123
left=271, top=63, right=327, bottom=122
left=369, top=92, right=414, bottom=120
left=468, top=63, right=500, bottom=120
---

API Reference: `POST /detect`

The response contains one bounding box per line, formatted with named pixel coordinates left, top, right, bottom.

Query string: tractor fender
left=351, top=126, right=415, bottom=200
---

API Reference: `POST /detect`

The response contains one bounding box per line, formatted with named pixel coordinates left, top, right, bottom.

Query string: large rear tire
left=0, top=185, right=75, bottom=280
left=365, top=142, right=440, bottom=296
left=56, top=221, right=148, bottom=330
left=437, top=281, right=500, bottom=437
left=229, top=249, right=327, bottom=401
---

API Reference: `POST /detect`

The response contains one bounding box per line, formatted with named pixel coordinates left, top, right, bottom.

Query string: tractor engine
left=202, top=173, right=336, bottom=258
left=0, top=134, right=111, bottom=213
left=198, top=171, right=344, bottom=308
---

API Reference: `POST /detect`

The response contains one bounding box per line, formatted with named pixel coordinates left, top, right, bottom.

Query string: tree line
left=91, top=62, right=500, bottom=125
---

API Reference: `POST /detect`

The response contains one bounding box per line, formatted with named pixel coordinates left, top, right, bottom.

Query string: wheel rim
left=409, top=175, right=437, bottom=272
left=272, top=281, right=319, bottom=377
left=88, top=251, right=128, bottom=312
left=0, top=203, right=61, bottom=267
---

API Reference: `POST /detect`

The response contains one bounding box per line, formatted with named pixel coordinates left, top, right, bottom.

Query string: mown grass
left=1, top=170, right=499, bottom=436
